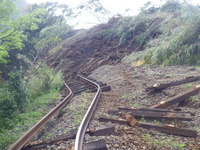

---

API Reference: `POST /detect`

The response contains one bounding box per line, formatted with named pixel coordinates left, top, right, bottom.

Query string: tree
left=20, top=2, right=73, bottom=64
left=0, top=1, right=44, bottom=63
left=0, top=0, right=16, bottom=63
left=76, top=0, right=111, bottom=24
left=0, top=1, right=45, bottom=78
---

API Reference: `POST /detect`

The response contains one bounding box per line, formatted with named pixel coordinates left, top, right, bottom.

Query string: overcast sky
left=26, top=0, right=200, bottom=28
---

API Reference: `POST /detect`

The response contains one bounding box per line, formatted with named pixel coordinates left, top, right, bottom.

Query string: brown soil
left=46, top=17, right=142, bottom=80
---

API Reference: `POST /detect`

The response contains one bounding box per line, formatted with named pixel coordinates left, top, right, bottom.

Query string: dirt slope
left=46, top=17, right=141, bottom=79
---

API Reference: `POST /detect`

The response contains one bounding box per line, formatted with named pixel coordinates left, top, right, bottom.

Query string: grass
left=69, top=92, right=91, bottom=126
left=121, top=1, right=200, bottom=66
left=131, top=74, right=139, bottom=78
left=132, top=103, right=141, bottom=108
left=166, top=74, right=175, bottom=78
left=144, top=134, right=186, bottom=149
left=121, top=93, right=136, bottom=101
left=0, top=90, right=61, bottom=150
left=75, top=112, right=83, bottom=126
left=183, top=83, right=193, bottom=89
left=189, top=96, right=196, bottom=102
left=140, top=115, right=147, bottom=122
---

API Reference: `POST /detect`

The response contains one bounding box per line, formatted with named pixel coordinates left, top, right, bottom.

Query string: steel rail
left=9, top=82, right=73, bottom=150
left=74, top=75, right=102, bottom=150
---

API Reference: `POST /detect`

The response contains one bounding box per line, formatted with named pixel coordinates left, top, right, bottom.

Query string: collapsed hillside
left=46, top=17, right=141, bottom=78
left=47, top=1, right=200, bottom=78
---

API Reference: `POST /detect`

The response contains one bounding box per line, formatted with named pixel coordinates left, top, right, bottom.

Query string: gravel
left=87, top=64, right=200, bottom=150
left=31, top=63, right=200, bottom=150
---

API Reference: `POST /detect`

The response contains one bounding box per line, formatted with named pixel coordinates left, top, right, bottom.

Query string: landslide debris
left=46, top=16, right=156, bottom=79
left=47, top=1, right=200, bottom=79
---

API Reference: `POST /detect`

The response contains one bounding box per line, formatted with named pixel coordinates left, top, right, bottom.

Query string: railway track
left=9, top=75, right=110, bottom=150
left=9, top=68, right=200, bottom=150
left=9, top=82, right=73, bottom=150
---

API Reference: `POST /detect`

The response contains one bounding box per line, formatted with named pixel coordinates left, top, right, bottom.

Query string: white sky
left=26, top=0, right=200, bottom=28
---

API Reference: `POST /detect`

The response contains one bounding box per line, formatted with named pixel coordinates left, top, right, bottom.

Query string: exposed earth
left=32, top=61, right=200, bottom=150
left=31, top=14, right=200, bottom=150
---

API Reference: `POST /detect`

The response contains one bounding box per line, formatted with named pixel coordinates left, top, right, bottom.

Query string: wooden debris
left=107, top=110, right=120, bottom=116
left=128, top=110, right=191, bottom=121
left=139, top=122, right=198, bottom=137
left=150, top=85, right=200, bottom=108
left=124, top=113, right=134, bottom=122
left=88, top=124, right=115, bottom=136
left=123, top=114, right=139, bottom=126
left=109, top=108, right=192, bottom=121
left=98, top=117, right=129, bottom=126
left=99, top=117, right=197, bottom=137
left=22, top=125, right=114, bottom=150
left=85, top=140, right=107, bottom=150
left=118, top=107, right=183, bottom=113
left=146, top=76, right=200, bottom=93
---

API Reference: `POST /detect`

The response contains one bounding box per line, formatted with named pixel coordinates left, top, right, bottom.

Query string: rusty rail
left=74, top=75, right=102, bottom=150
left=9, top=82, right=73, bottom=150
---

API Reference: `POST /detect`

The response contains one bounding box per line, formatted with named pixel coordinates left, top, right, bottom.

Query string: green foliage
left=19, top=2, right=73, bottom=63
left=0, top=71, right=28, bottom=130
left=0, top=0, right=15, bottom=21
left=100, top=13, right=162, bottom=47
left=189, top=96, right=196, bottom=102
left=7, top=71, right=28, bottom=111
left=0, top=90, right=61, bottom=150
left=0, top=132, right=18, bottom=150
left=183, top=83, right=193, bottom=89
left=132, top=103, right=141, bottom=108
left=144, top=134, right=186, bottom=149
left=27, top=64, right=63, bottom=100
left=0, top=86, right=17, bottom=130
left=0, top=2, right=44, bottom=64
left=0, top=65, right=63, bottom=149
left=123, top=0, right=200, bottom=66
left=160, top=0, right=181, bottom=13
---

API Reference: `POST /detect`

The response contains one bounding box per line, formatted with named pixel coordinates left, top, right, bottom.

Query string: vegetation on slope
left=48, top=0, right=200, bottom=78
left=0, top=64, right=64, bottom=149
left=1, top=0, right=200, bottom=149
left=0, top=1, right=71, bottom=149
left=123, top=0, right=200, bottom=66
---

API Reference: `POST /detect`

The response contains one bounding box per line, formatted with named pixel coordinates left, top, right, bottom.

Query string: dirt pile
left=46, top=17, right=142, bottom=79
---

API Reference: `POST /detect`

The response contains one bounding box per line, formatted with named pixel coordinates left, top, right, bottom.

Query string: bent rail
left=74, top=75, right=102, bottom=150
left=9, top=82, right=73, bottom=150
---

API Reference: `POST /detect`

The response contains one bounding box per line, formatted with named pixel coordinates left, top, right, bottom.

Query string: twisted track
left=9, top=75, right=103, bottom=150
left=9, top=83, right=73, bottom=150
left=74, top=75, right=102, bottom=150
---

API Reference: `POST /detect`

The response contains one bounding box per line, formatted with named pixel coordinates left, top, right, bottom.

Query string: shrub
left=160, top=0, right=181, bottom=13
left=7, top=71, right=28, bottom=112
left=28, top=64, right=63, bottom=100
left=138, top=1, right=200, bottom=66
left=0, top=86, right=17, bottom=131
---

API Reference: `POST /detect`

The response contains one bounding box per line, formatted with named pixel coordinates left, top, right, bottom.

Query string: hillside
left=2, top=1, right=200, bottom=149
left=47, top=1, right=200, bottom=79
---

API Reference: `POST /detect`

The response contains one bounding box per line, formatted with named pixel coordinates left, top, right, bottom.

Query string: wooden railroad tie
left=150, top=85, right=200, bottom=108
left=85, top=140, right=107, bottom=150
left=22, top=125, right=114, bottom=150
left=108, top=108, right=193, bottom=121
left=146, top=76, right=200, bottom=93
left=98, top=116, right=197, bottom=137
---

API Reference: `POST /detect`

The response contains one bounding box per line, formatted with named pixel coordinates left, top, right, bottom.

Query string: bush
left=28, top=64, right=63, bottom=100
left=0, top=86, right=17, bottom=131
left=160, top=0, right=181, bottom=13
left=136, top=1, right=200, bottom=66
left=7, top=71, right=28, bottom=112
